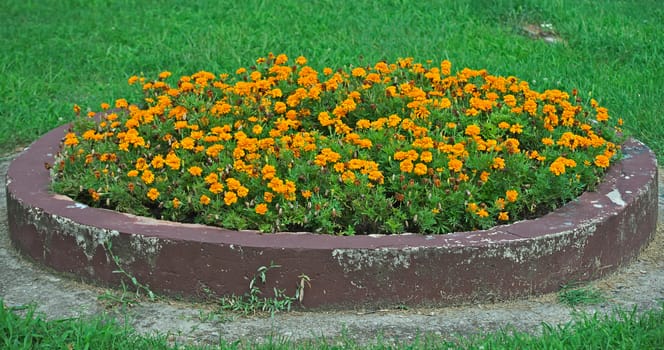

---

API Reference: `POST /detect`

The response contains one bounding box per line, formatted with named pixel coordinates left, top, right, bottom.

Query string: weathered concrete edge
left=5, top=124, right=658, bottom=308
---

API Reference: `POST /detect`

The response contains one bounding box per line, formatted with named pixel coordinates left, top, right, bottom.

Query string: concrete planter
left=6, top=123, right=658, bottom=308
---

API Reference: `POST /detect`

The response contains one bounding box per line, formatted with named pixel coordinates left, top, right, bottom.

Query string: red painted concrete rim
left=6, top=123, right=659, bottom=308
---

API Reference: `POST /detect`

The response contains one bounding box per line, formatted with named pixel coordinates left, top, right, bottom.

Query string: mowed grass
left=2, top=300, right=664, bottom=349
left=1, top=0, right=663, bottom=159
left=1, top=0, right=664, bottom=349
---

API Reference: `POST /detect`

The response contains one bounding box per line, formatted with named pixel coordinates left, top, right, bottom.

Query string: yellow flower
left=147, top=188, right=160, bottom=201
left=255, top=203, right=268, bottom=215
left=200, top=195, right=211, bottom=205
left=477, top=209, right=489, bottom=218
left=127, top=170, right=139, bottom=177
left=172, top=197, right=181, bottom=209
left=498, top=211, right=509, bottom=221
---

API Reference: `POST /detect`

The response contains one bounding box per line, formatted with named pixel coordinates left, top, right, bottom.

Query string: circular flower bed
left=52, top=54, right=624, bottom=235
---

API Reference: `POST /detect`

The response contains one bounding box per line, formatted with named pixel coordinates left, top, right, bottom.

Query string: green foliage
left=2, top=299, right=664, bottom=349
left=217, top=262, right=310, bottom=317
left=50, top=54, right=623, bottom=235
left=557, top=282, right=606, bottom=307
left=97, top=241, right=156, bottom=309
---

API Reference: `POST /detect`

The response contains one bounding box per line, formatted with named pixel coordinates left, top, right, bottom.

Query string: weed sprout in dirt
left=52, top=54, right=624, bottom=235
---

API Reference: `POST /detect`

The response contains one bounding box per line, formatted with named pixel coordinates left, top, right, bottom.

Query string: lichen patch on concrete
left=607, top=189, right=626, bottom=207
left=332, top=247, right=418, bottom=273
left=25, top=205, right=119, bottom=261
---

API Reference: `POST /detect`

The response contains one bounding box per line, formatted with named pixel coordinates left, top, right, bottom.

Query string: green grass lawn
left=1, top=0, right=664, bottom=348
left=2, top=300, right=664, bottom=349
left=1, top=0, right=663, bottom=159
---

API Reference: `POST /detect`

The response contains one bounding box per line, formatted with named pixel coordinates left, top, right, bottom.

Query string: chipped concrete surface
left=2, top=155, right=664, bottom=346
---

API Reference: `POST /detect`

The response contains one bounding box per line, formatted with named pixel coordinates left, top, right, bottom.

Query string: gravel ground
left=1, top=154, right=663, bottom=346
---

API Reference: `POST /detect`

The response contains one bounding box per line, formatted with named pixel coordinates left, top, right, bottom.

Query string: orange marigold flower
left=237, top=186, right=249, bottom=198
left=413, top=163, right=428, bottom=176
left=541, top=137, right=554, bottom=146
left=64, top=132, right=79, bottom=146
left=341, top=171, right=356, bottom=182
left=165, top=152, right=181, bottom=170
left=187, top=166, right=203, bottom=176
left=158, top=71, right=172, bottom=79
left=420, top=151, right=433, bottom=163
left=301, top=190, right=312, bottom=199
left=226, top=177, right=241, bottom=191
left=492, top=157, right=505, bottom=170
left=548, top=157, right=572, bottom=176
left=464, top=124, right=481, bottom=136
left=100, top=102, right=110, bottom=110
left=147, top=188, right=160, bottom=201
left=224, top=191, right=238, bottom=206
left=351, top=67, right=367, bottom=77
left=448, top=158, right=463, bottom=172
left=115, top=98, right=128, bottom=109
left=498, top=211, right=509, bottom=221
left=141, top=170, right=155, bottom=184
left=506, top=190, right=518, bottom=203
left=172, top=197, right=181, bottom=209
left=205, top=172, right=219, bottom=184
left=254, top=203, right=269, bottom=216
left=151, top=155, right=165, bottom=169
left=477, top=209, right=489, bottom=218
left=399, top=159, right=414, bottom=173
left=200, top=195, right=211, bottom=205
left=261, top=164, right=277, bottom=180
left=209, top=182, right=224, bottom=194
left=88, top=189, right=100, bottom=201
left=594, top=154, right=610, bottom=168
left=274, top=101, right=287, bottom=114
left=509, top=123, right=523, bottom=134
